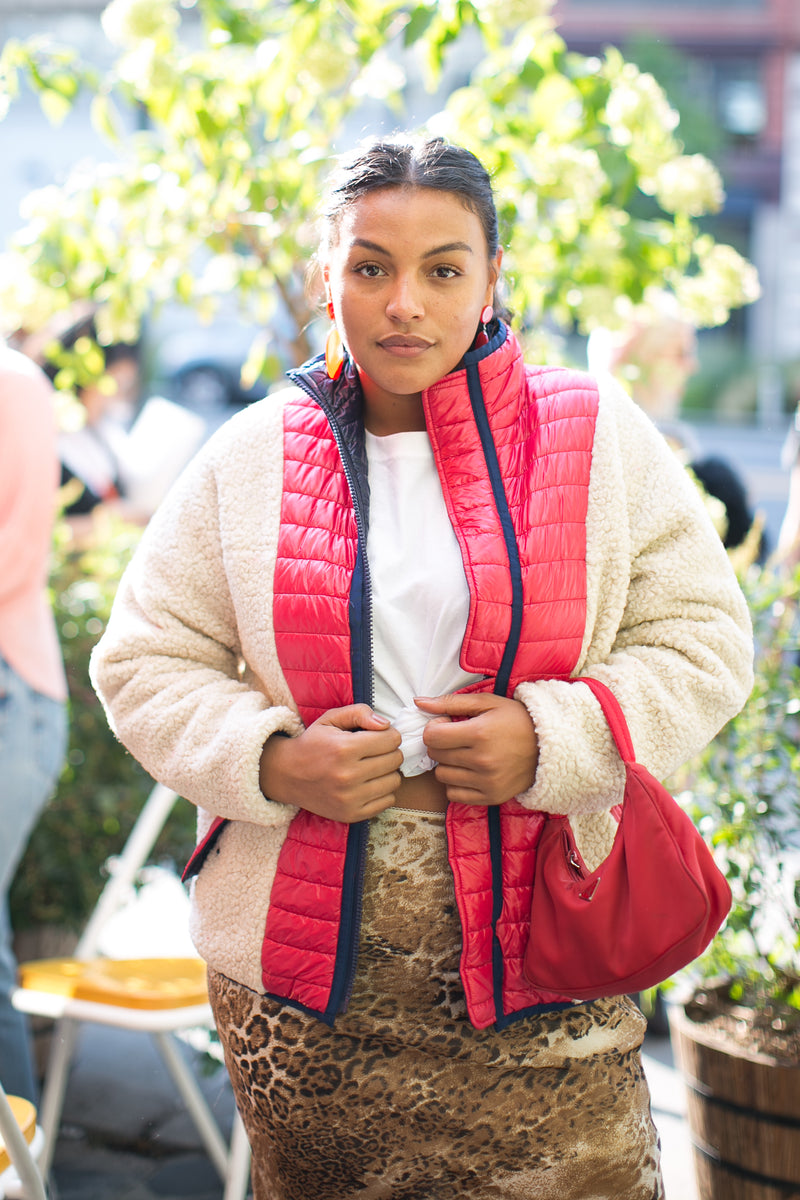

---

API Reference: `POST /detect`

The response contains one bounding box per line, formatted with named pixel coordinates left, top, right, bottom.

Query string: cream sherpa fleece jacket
left=90, top=374, right=753, bottom=993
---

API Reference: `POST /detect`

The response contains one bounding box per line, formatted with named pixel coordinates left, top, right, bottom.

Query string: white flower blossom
left=676, top=244, right=761, bottom=327
left=101, top=0, right=179, bottom=47
left=605, top=63, right=680, bottom=175
left=652, top=155, right=725, bottom=217
left=530, top=140, right=606, bottom=216
left=605, top=64, right=678, bottom=141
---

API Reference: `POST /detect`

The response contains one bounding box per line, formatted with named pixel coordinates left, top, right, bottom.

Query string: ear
left=486, top=247, right=503, bottom=304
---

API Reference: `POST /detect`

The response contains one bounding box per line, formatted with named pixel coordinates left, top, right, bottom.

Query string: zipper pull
left=567, top=847, right=585, bottom=878
left=561, top=827, right=599, bottom=899
left=561, top=828, right=585, bottom=879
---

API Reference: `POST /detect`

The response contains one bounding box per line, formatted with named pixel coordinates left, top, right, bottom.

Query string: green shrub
left=673, top=564, right=800, bottom=1012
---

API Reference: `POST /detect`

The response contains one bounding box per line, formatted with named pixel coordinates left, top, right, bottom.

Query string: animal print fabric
left=208, top=807, right=664, bottom=1200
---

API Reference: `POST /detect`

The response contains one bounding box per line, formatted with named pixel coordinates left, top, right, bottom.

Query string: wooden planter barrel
left=668, top=1005, right=800, bottom=1200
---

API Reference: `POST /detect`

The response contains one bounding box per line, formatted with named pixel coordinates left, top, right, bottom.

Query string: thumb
left=414, top=693, right=499, bottom=719
left=318, top=703, right=392, bottom=733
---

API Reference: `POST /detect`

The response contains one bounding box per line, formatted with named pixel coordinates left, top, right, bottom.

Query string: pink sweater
left=0, top=348, right=67, bottom=701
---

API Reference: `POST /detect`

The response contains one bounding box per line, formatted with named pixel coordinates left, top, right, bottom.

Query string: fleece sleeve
left=514, top=378, right=754, bottom=816
left=89, top=407, right=303, bottom=825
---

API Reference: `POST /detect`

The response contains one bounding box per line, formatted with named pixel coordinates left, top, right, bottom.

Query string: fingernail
left=371, top=712, right=391, bottom=725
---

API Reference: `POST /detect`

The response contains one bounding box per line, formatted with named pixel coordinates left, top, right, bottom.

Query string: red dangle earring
left=325, top=299, right=344, bottom=380
left=475, top=304, right=494, bottom=348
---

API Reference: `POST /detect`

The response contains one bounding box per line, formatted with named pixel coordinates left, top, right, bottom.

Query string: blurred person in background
left=35, top=312, right=206, bottom=530
left=55, top=340, right=142, bottom=521
left=588, top=301, right=765, bottom=566
left=0, top=340, right=68, bottom=1102
left=587, top=299, right=701, bottom=462
left=777, top=400, right=800, bottom=572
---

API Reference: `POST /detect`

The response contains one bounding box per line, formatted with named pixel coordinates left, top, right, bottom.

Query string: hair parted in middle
left=317, top=133, right=508, bottom=322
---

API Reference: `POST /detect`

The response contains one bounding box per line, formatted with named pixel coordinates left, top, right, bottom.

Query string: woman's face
left=323, top=186, right=501, bottom=435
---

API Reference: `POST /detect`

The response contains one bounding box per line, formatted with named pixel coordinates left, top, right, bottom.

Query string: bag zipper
left=561, top=826, right=601, bottom=901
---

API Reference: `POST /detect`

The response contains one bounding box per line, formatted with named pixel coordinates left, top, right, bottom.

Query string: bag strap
left=579, top=677, right=637, bottom=765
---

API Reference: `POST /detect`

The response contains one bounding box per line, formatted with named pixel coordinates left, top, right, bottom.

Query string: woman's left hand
left=415, top=693, right=538, bottom=806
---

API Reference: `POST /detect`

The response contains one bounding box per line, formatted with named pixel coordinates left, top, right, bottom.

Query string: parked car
left=164, top=359, right=265, bottom=415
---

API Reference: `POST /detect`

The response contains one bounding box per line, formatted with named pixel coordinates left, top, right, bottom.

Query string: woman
left=46, top=319, right=142, bottom=519
left=91, top=136, right=753, bottom=1199
left=0, top=343, right=67, bottom=1102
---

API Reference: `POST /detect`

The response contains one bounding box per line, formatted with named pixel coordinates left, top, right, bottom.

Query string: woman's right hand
left=258, top=704, right=404, bottom=823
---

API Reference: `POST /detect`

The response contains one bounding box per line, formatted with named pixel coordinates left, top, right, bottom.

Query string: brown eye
left=355, top=262, right=385, bottom=278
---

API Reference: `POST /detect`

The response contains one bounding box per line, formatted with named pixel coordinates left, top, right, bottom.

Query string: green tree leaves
left=0, top=0, right=759, bottom=376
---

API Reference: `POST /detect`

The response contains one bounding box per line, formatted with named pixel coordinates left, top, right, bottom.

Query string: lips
left=378, top=334, right=434, bottom=350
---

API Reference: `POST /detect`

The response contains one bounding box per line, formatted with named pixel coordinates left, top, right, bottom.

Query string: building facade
left=552, top=0, right=800, bottom=382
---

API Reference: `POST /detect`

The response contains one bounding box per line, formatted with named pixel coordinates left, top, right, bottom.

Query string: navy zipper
left=287, top=362, right=372, bottom=1018
left=289, top=345, right=524, bottom=1026
left=464, top=351, right=525, bottom=1025
left=464, top=356, right=524, bottom=699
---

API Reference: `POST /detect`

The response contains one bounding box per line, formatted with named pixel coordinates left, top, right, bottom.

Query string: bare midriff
left=393, top=770, right=448, bottom=812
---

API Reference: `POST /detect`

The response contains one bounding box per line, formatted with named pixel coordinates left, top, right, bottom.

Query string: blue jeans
left=0, top=654, right=67, bottom=1102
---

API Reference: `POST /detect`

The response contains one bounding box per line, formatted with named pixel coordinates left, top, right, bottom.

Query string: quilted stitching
left=266, top=332, right=599, bottom=1025
left=260, top=810, right=350, bottom=1007
left=273, top=396, right=357, bottom=726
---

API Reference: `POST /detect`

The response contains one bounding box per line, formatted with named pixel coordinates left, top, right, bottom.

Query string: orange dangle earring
left=474, top=304, right=493, bottom=348
left=325, top=299, right=344, bottom=380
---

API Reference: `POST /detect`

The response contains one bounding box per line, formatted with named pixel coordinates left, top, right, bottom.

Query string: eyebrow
left=352, top=238, right=474, bottom=258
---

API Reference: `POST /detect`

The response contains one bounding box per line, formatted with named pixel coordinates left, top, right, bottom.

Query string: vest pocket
left=181, top=815, right=229, bottom=882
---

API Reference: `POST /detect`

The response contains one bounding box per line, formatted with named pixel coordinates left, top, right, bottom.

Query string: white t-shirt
left=365, top=429, right=483, bottom=775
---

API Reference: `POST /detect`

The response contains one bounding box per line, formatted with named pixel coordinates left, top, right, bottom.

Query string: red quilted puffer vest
left=264, top=327, right=598, bottom=1029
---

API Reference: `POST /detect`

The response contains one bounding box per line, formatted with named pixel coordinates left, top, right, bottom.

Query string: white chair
left=0, top=1083, right=47, bottom=1200
left=12, top=782, right=250, bottom=1199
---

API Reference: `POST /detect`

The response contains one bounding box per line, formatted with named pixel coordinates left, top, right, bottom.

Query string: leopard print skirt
left=208, top=807, right=663, bottom=1200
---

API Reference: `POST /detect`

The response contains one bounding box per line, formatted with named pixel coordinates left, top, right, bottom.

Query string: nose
left=386, top=275, right=423, bottom=322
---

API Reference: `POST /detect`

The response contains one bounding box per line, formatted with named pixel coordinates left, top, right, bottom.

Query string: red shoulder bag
left=523, top=677, right=731, bottom=1000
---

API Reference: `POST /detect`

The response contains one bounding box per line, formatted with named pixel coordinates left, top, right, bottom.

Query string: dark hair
left=41, top=313, right=140, bottom=386
left=321, top=135, right=501, bottom=261
left=689, top=455, right=759, bottom=551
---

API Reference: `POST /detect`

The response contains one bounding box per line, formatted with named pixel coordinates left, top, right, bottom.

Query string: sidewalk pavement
left=644, top=1029, right=699, bottom=1200
left=40, top=1019, right=698, bottom=1199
